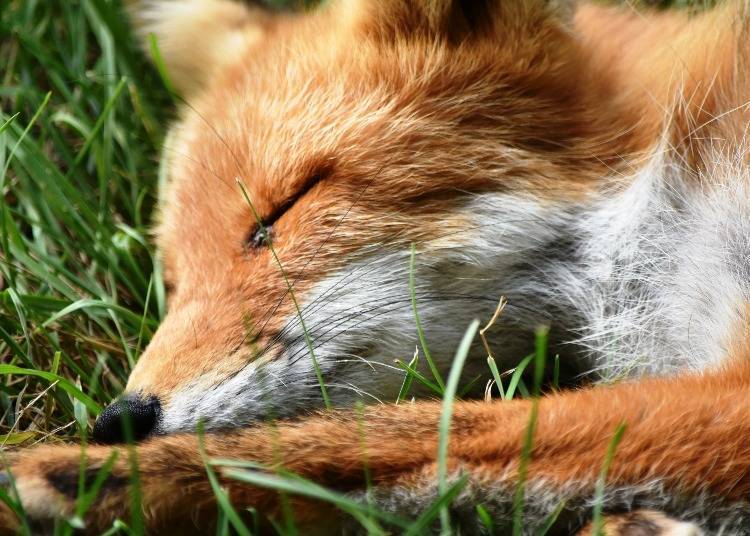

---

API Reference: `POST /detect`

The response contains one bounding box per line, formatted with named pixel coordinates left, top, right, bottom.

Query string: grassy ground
left=1, top=0, right=168, bottom=445
left=0, top=0, right=699, bottom=534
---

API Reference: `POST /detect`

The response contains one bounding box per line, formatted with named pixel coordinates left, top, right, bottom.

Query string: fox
left=3, top=0, right=750, bottom=533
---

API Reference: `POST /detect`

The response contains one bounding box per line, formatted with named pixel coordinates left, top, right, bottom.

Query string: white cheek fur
left=159, top=145, right=750, bottom=433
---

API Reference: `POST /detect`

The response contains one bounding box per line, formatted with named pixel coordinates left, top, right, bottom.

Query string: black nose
left=92, top=395, right=160, bottom=444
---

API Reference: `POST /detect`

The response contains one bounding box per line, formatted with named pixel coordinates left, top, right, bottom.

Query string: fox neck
left=284, top=146, right=750, bottom=389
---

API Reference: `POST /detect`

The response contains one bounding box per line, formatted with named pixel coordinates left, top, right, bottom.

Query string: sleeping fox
left=3, top=0, right=750, bottom=533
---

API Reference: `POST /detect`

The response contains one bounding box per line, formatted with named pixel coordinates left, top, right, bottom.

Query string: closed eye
left=245, top=167, right=329, bottom=250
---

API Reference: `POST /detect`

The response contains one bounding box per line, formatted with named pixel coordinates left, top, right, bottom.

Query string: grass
left=1, top=0, right=166, bottom=446
left=0, top=0, right=684, bottom=533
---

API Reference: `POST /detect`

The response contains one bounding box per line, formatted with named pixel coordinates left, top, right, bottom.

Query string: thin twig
left=479, top=296, right=507, bottom=361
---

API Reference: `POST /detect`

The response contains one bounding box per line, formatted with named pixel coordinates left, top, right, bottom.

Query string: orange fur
left=4, top=0, right=750, bottom=533
left=4, top=364, right=750, bottom=533
left=129, top=0, right=650, bottom=399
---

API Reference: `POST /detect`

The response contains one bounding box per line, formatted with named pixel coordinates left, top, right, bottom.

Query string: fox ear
left=338, top=0, right=574, bottom=42
left=128, top=0, right=278, bottom=97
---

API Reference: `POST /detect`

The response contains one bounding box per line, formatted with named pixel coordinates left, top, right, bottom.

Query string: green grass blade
left=437, top=318, right=479, bottom=534
left=403, top=475, right=470, bottom=536
left=0, top=365, right=101, bottom=414
left=504, top=353, right=534, bottom=400
left=409, top=244, right=445, bottom=391
left=512, top=326, right=548, bottom=535
left=396, top=350, right=419, bottom=403
left=222, top=466, right=402, bottom=532
left=512, top=399, right=538, bottom=536
left=236, top=179, right=331, bottom=408
left=486, top=356, right=506, bottom=399
left=394, top=357, right=443, bottom=396
left=198, top=426, right=252, bottom=536
left=147, top=34, right=177, bottom=97
left=539, top=499, right=567, bottom=535
left=591, top=423, right=627, bottom=535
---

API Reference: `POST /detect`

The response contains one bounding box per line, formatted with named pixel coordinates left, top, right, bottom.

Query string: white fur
left=358, top=474, right=736, bottom=534
left=572, top=146, right=750, bottom=378
left=160, top=192, right=564, bottom=431
left=161, top=143, right=750, bottom=431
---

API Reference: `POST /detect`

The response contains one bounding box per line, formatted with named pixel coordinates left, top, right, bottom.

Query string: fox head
left=94, top=0, right=664, bottom=441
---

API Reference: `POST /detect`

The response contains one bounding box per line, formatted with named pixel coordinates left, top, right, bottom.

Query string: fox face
left=109, top=0, right=600, bottom=437
left=95, top=0, right=750, bottom=441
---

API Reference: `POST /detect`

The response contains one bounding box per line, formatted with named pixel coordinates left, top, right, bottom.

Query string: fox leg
left=2, top=366, right=750, bottom=534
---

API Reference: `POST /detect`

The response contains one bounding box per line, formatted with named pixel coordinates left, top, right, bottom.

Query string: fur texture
left=3, top=0, right=750, bottom=533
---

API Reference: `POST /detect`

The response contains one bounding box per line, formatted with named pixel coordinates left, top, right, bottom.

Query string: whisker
left=282, top=294, right=509, bottom=367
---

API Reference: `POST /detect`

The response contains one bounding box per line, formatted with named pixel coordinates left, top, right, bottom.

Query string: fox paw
left=578, top=510, right=703, bottom=536
left=0, top=445, right=128, bottom=533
